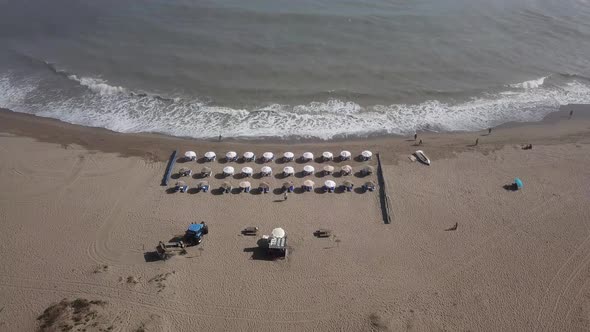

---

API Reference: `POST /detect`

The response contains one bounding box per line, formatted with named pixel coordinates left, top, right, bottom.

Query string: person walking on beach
left=218, top=134, right=222, bottom=142
left=488, top=128, right=492, bottom=135
left=475, top=138, right=479, bottom=146
left=570, top=110, right=574, bottom=119
left=414, top=133, right=418, bottom=141
left=284, top=192, right=288, bottom=201
left=418, top=139, right=423, bottom=146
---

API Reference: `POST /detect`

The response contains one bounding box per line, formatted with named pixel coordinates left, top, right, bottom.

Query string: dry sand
left=0, top=107, right=589, bottom=331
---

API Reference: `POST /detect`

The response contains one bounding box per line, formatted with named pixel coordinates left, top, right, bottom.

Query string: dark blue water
left=1, top=0, right=590, bottom=139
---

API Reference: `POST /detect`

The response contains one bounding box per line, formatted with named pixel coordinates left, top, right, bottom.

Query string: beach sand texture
left=0, top=109, right=589, bottom=331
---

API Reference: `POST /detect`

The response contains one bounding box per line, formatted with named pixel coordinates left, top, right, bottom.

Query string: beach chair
left=242, top=227, right=259, bottom=236
left=286, top=185, right=294, bottom=193
left=178, top=185, right=188, bottom=193
left=201, top=185, right=209, bottom=193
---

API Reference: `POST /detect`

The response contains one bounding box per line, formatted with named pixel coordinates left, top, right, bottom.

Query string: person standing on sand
left=218, top=134, right=222, bottom=142
left=488, top=128, right=492, bottom=135
left=414, top=133, right=418, bottom=141
left=418, top=139, right=423, bottom=146
left=570, top=110, right=574, bottom=119
left=284, top=192, right=288, bottom=201
left=475, top=138, right=479, bottom=146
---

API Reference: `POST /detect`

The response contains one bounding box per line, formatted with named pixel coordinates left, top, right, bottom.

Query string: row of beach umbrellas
left=183, top=150, right=373, bottom=162
left=180, top=165, right=374, bottom=177
left=175, top=179, right=376, bottom=192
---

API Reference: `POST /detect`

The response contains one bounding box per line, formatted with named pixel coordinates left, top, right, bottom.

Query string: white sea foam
left=67, top=75, right=127, bottom=95
left=1, top=73, right=590, bottom=140
left=509, top=76, right=546, bottom=89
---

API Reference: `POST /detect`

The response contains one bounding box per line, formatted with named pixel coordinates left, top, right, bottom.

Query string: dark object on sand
left=445, top=223, right=458, bottom=231
left=475, top=138, right=479, bottom=146
left=184, top=222, right=209, bottom=246
left=242, top=227, right=259, bottom=236
left=414, top=133, right=418, bottom=141
left=314, top=229, right=332, bottom=238
left=418, top=139, right=423, bottom=146
left=488, top=128, right=492, bottom=134
left=521, top=144, right=533, bottom=150
left=161, top=150, right=177, bottom=186
left=156, top=241, right=186, bottom=260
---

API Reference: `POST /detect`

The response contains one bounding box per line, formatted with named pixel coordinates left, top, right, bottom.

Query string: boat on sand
left=414, top=150, right=431, bottom=165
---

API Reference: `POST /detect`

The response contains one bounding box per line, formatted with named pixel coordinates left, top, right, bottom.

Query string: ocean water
left=1, top=0, right=590, bottom=139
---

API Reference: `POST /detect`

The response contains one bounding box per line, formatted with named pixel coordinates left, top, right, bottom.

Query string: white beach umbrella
left=283, top=166, right=294, bottom=175
left=303, top=165, right=315, bottom=174
left=304, top=180, right=315, bottom=187
left=184, top=151, right=197, bottom=159
left=341, top=165, right=352, bottom=174
left=322, top=151, right=333, bottom=160
left=223, top=166, right=235, bottom=175
left=226, top=151, right=237, bottom=159
left=272, top=227, right=286, bottom=238
left=325, top=180, right=336, bottom=188
left=243, top=151, right=254, bottom=159
left=302, top=152, right=314, bottom=160
left=283, top=152, right=294, bottom=159
left=261, top=166, right=272, bottom=174
left=204, top=151, right=216, bottom=159
left=239, top=181, right=251, bottom=189
left=241, top=167, right=253, bottom=175
left=340, top=150, right=351, bottom=159
left=323, top=165, right=335, bottom=173
left=361, top=150, right=373, bottom=159
left=263, top=152, right=274, bottom=160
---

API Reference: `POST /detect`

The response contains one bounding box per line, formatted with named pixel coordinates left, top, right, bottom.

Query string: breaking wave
left=1, top=67, right=590, bottom=140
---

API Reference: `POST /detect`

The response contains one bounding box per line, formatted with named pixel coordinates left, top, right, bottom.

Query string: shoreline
left=1, top=105, right=589, bottom=162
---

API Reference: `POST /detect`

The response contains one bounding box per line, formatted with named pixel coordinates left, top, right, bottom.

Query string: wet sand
left=0, top=107, right=589, bottom=331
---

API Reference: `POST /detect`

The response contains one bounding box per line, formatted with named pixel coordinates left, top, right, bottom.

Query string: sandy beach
left=1, top=107, right=590, bottom=331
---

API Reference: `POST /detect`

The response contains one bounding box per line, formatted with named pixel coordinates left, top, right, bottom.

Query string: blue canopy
left=188, top=223, right=203, bottom=232
left=515, top=178, right=523, bottom=189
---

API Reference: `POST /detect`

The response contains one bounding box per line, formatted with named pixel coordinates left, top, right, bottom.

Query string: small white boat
left=414, top=150, right=431, bottom=166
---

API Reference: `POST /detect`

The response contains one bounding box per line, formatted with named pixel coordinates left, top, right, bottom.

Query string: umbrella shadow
left=334, top=186, right=346, bottom=194
left=295, top=157, right=309, bottom=164
left=176, top=157, right=188, bottom=163
left=293, top=187, right=305, bottom=194
left=313, top=157, right=325, bottom=163
left=187, top=188, right=200, bottom=195
left=214, top=173, right=228, bottom=180
left=231, top=188, right=243, bottom=195
left=250, top=188, right=262, bottom=195
left=353, top=155, right=365, bottom=162
left=503, top=184, right=518, bottom=191
left=353, top=187, right=366, bottom=194
left=170, top=173, right=181, bottom=180
left=274, top=173, right=290, bottom=180
left=314, top=187, right=327, bottom=194
left=243, top=247, right=274, bottom=261
left=143, top=251, right=161, bottom=262
left=233, top=173, right=249, bottom=180
left=211, top=188, right=225, bottom=196
left=275, top=157, right=288, bottom=165
left=252, top=173, right=264, bottom=180
left=165, top=188, right=177, bottom=194
left=315, top=172, right=327, bottom=178
left=196, top=157, right=209, bottom=164
left=294, top=171, right=307, bottom=179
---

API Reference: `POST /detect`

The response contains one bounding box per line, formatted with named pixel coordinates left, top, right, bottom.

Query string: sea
left=1, top=0, right=590, bottom=140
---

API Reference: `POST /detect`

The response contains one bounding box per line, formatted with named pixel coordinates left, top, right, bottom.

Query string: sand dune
left=0, top=109, right=589, bottom=331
